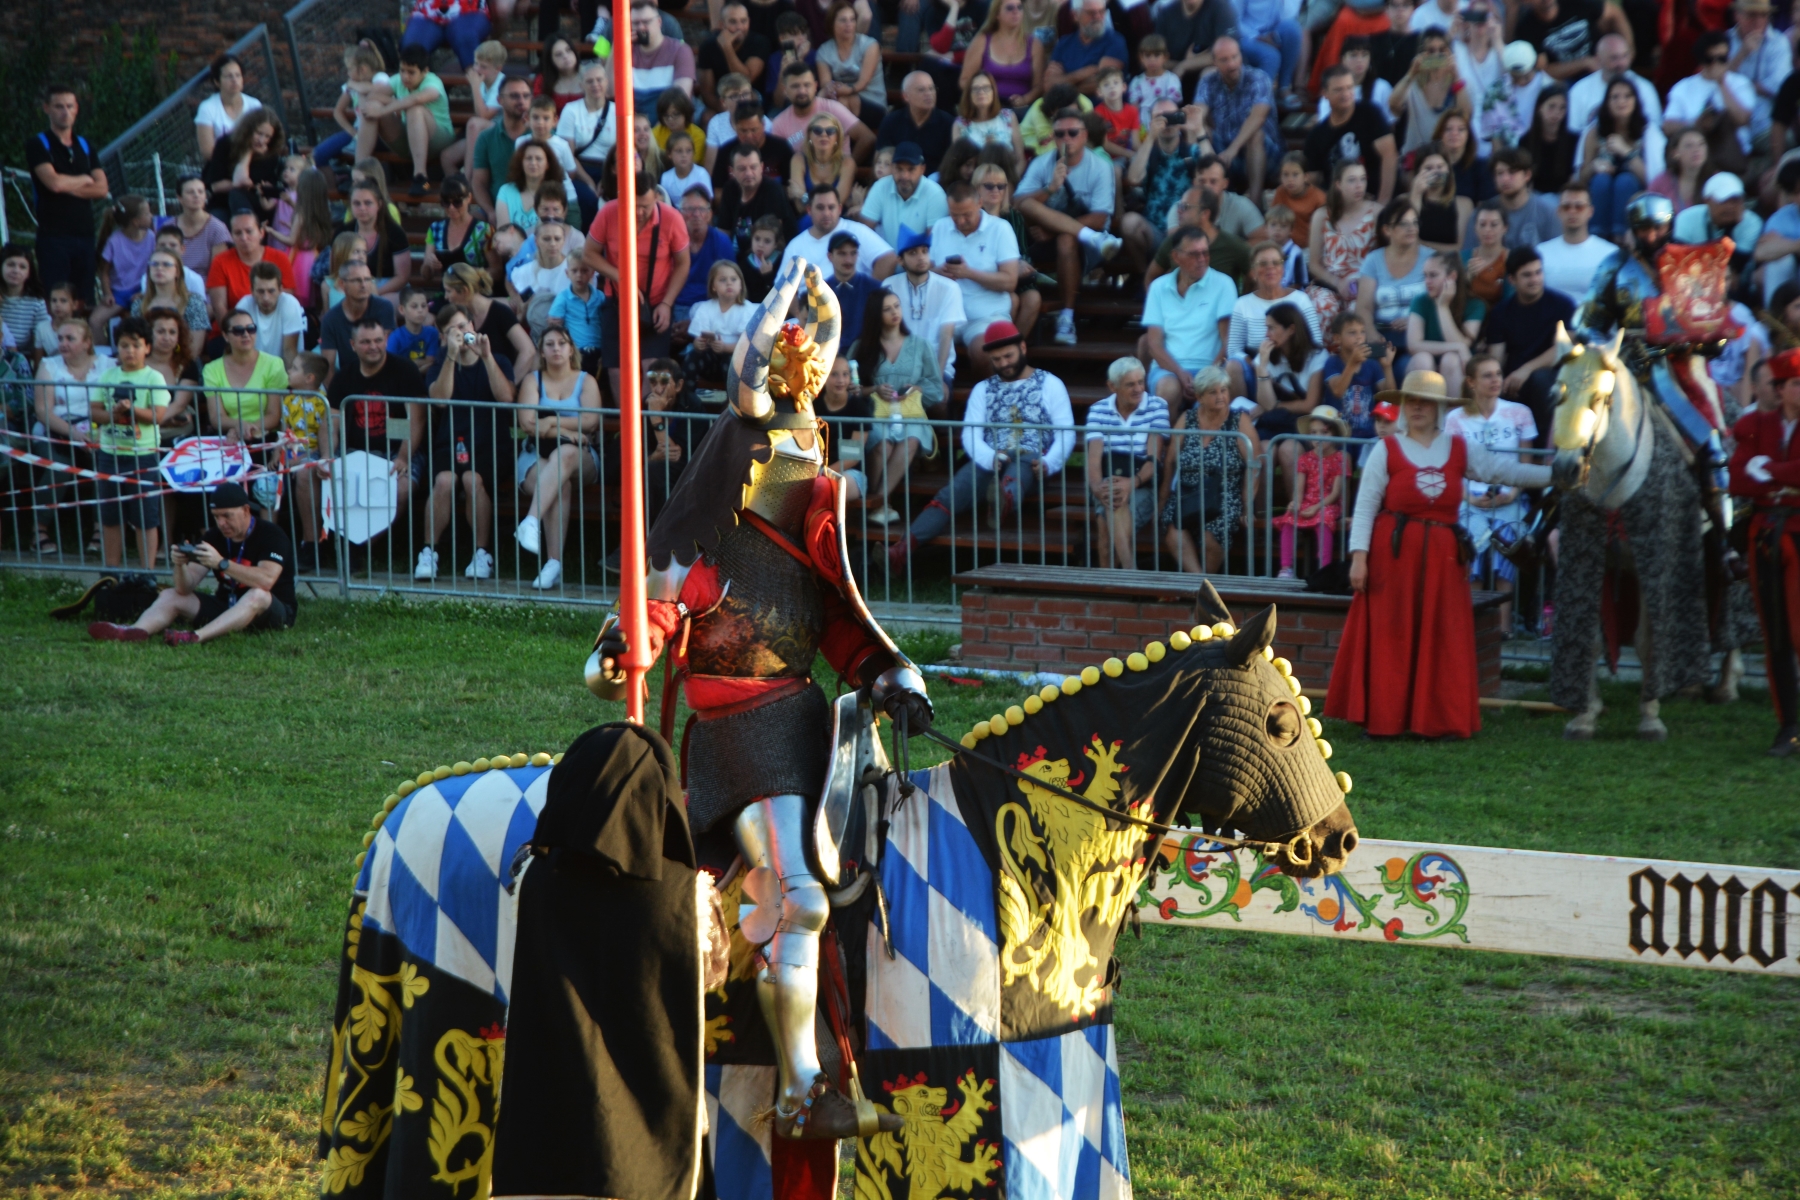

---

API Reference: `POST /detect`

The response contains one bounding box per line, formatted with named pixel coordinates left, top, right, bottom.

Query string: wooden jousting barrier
left=1141, top=834, right=1800, bottom=976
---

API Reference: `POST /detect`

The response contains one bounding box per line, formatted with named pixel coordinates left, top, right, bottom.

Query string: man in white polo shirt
left=883, top=228, right=964, bottom=394
left=1534, top=182, right=1619, bottom=305
left=930, top=181, right=1023, bottom=376
left=781, top=187, right=895, bottom=278
left=1143, top=225, right=1238, bottom=408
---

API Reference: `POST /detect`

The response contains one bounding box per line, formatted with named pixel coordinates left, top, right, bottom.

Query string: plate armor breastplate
left=742, top=430, right=822, bottom=541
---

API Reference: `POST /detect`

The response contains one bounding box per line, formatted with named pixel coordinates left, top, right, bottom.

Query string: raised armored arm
left=728, top=257, right=808, bottom=423
left=796, top=261, right=841, bottom=368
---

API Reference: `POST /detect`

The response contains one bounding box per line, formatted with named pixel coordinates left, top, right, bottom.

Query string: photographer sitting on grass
left=89, top=482, right=298, bottom=646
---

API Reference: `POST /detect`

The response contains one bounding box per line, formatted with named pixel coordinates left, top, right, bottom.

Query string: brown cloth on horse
left=491, top=723, right=723, bottom=1200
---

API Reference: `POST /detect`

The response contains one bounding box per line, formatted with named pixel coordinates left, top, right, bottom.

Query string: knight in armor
left=587, top=257, right=929, bottom=1139
left=1728, top=347, right=1800, bottom=757
left=1576, top=193, right=1744, bottom=575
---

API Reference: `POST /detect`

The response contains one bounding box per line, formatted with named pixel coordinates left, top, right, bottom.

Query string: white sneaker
left=1054, top=310, right=1077, bottom=346
left=868, top=506, right=900, bottom=524
left=1094, top=233, right=1122, bottom=261
left=465, top=547, right=494, bottom=579
left=1277, top=567, right=1296, bottom=579
left=414, top=547, right=439, bottom=580
left=517, top=515, right=542, bottom=556
left=531, top=559, right=563, bottom=590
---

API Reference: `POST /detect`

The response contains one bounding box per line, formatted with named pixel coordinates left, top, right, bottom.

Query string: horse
left=1546, top=326, right=1716, bottom=739
left=317, top=583, right=1357, bottom=1200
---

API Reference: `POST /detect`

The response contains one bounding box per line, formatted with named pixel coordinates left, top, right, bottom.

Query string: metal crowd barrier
left=13, top=387, right=1561, bottom=626
left=95, top=25, right=290, bottom=216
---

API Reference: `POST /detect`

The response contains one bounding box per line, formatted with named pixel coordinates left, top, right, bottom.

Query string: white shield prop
left=160, top=436, right=255, bottom=493
left=321, top=450, right=401, bottom=545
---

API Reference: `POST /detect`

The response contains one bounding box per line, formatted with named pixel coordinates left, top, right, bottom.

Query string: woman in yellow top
left=205, top=312, right=289, bottom=442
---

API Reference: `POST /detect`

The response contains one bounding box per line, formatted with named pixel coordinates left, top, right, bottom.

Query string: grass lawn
left=0, top=569, right=1795, bottom=1199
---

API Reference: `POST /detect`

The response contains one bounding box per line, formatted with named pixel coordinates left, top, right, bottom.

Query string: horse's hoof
left=1637, top=721, right=1668, bottom=742
left=1563, top=720, right=1596, bottom=741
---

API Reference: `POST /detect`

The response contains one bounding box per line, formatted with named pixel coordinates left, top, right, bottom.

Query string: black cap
left=893, top=141, right=925, bottom=165
left=827, top=231, right=860, bottom=253
left=210, top=481, right=253, bottom=509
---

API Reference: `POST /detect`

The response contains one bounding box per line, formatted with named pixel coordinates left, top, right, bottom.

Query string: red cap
left=1372, top=401, right=1401, bottom=422
left=983, top=320, right=1024, bottom=350
left=1769, top=347, right=1800, bottom=382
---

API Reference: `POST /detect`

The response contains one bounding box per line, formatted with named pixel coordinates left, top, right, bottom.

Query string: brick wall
left=1, top=0, right=296, bottom=87
left=960, top=585, right=1507, bottom=695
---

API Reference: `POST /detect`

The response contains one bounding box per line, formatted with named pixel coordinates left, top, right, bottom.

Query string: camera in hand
left=1164, top=111, right=1185, bottom=126
left=113, top=386, right=134, bottom=404
left=176, top=542, right=205, bottom=557
left=462, top=331, right=478, bottom=346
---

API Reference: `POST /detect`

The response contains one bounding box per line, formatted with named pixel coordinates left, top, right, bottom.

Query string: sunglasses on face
left=1054, top=128, right=1083, bottom=139
left=647, top=371, right=674, bottom=384
left=226, top=325, right=257, bottom=336
left=979, top=181, right=1007, bottom=191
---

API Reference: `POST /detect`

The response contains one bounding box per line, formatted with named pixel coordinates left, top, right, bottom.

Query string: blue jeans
left=1588, top=170, right=1643, bottom=237
left=401, top=12, right=491, bottom=68
left=313, top=130, right=354, bottom=166
left=1241, top=20, right=1303, bottom=90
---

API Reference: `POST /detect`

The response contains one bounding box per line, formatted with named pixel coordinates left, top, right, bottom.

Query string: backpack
left=48, top=574, right=162, bottom=624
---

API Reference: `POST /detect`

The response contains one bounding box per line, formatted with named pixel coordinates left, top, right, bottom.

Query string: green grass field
left=1, top=569, right=1796, bottom=1199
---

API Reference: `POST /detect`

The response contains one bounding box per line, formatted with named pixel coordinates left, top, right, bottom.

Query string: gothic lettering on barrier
left=1628, top=869, right=1794, bottom=968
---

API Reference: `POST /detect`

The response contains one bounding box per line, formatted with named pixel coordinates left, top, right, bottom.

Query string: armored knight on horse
left=587, top=257, right=931, bottom=1141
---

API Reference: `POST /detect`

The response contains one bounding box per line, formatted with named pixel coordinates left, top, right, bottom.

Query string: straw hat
left=1307, top=404, right=1350, bottom=437
left=1376, top=369, right=1458, bottom=406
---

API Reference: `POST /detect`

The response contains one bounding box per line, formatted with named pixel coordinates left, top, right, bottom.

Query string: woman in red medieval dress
left=1327, top=369, right=1553, bottom=738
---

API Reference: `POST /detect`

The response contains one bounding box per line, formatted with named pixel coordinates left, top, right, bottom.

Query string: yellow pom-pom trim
left=453, top=761, right=472, bottom=776
left=1039, top=683, right=1061, bottom=703
left=971, top=721, right=990, bottom=741
left=1317, top=739, right=1333, bottom=760
left=1273, top=656, right=1293, bottom=676
left=361, top=830, right=376, bottom=848
left=1262, top=645, right=1275, bottom=661
left=1024, top=695, right=1043, bottom=715
left=472, top=757, right=491, bottom=772
left=530, top=751, right=553, bottom=767
left=1102, top=658, right=1124, bottom=678
left=396, top=780, right=416, bottom=798
left=1307, top=717, right=1323, bottom=738
left=1298, top=695, right=1312, bottom=716
left=1081, top=666, right=1101, bottom=686
left=416, top=770, right=435, bottom=787
left=1005, top=705, right=1025, bottom=726
left=987, top=717, right=1009, bottom=739
left=1335, top=771, right=1353, bottom=794
left=354, top=851, right=368, bottom=868
left=553, top=752, right=565, bottom=765
left=1169, top=630, right=1192, bottom=651
left=432, top=765, right=453, bottom=782
left=493, top=753, right=512, bottom=767
left=1145, top=641, right=1166, bottom=662
left=1123, top=652, right=1146, bottom=672
left=382, top=794, right=400, bottom=812
left=370, top=810, right=388, bottom=831
left=1212, top=621, right=1235, bottom=638
left=510, top=752, right=529, bottom=768
left=1061, top=676, right=1082, bottom=695
left=1286, top=675, right=1303, bottom=697
left=961, top=733, right=979, bottom=749
left=1190, top=624, right=1213, bottom=641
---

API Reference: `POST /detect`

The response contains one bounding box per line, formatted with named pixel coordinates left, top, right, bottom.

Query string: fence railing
left=1, top=389, right=1553, bottom=633
left=94, top=25, right=290, bottom=217
left=284, top=0, right=383, bottom=146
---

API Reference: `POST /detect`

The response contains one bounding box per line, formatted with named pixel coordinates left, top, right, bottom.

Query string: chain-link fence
left=94, top=25, right=290, bottom=218
left=285, top=0, right=395, bottom=145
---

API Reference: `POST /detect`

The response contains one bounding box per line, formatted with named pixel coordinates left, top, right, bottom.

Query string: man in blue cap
left=857, top=142, right=949, bottom=249
left=883, top=226, right=965, bottom=396
left=89, top=481, right=298, bottom=646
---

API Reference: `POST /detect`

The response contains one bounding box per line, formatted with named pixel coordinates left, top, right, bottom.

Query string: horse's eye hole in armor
left=1265, top=701, right=1303, bottom=748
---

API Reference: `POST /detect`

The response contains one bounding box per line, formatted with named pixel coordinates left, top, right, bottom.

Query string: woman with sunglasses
left=789, top=114, right=858, bottom=213
left=961, top=0, right=1046, bottom=114
left=129, top=251, right=209, bottom=361
left=423, top=175, right=494, bottom=282
left=204, top=311, right=289, bottom=445
left=971, top=162, right=1043, bottom=338
left=1580, top=77, right=1662, bottom=236
left=1663, top=31, right=1755, bottom=171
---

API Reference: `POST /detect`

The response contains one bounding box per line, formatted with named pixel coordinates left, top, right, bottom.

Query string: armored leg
left=734, top=795, right=830, bottom=1119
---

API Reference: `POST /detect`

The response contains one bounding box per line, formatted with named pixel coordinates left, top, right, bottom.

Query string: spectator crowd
left=6, top=0, right=1800, bottom=638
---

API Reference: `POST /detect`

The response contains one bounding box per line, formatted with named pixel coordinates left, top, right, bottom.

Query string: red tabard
left=1326, top=434, right=1482, bottom=738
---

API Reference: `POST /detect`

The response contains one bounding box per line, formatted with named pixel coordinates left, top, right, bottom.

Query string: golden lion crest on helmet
left=768, top=321, right=829, bottom=404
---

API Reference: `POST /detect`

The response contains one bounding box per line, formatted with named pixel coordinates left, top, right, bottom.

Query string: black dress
left=1419, top=195, right=1460, bottom=247
left=202, top=139, right=282, bottom=223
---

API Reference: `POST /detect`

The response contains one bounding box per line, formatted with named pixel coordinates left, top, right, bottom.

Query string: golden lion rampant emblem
left=996, top=736, right=1152, bottom=1020
left=856, top=1069, right=1000, bottom=1200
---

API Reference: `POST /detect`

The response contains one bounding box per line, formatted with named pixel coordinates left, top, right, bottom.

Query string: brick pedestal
left=958, top=576, right=1506, bottom=696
